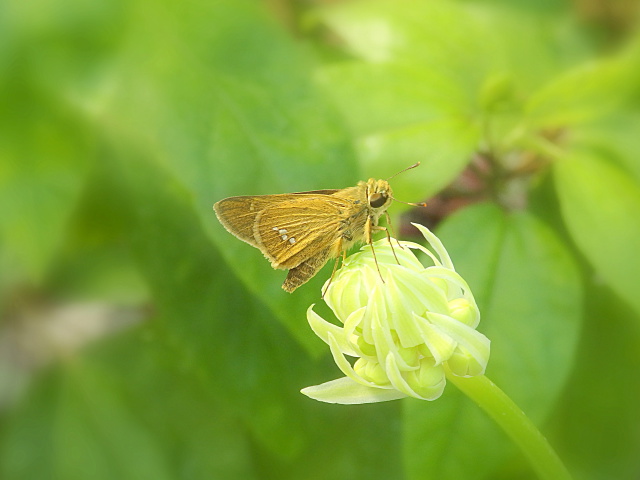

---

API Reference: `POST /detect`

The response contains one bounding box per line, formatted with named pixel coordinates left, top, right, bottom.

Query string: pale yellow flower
left=302, top=223, right=490, bottom=404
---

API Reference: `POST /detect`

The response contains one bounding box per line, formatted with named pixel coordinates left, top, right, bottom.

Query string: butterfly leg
left=384, top=211, right=405, bottom=251
left=321, top=256, right=342, bottom=298
left=371, top=224, right=401, bottom=266
left=365, top=221, right=387, bottom=283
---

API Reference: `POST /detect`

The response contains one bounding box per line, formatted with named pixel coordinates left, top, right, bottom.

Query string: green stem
left=445, top=368, right=572, bottom=480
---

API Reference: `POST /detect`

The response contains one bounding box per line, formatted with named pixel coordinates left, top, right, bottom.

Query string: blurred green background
left=2, top=0, right=640, bottom=478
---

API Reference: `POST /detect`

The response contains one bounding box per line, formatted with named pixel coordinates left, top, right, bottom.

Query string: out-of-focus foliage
left=1, top=0, right=639, bottom=479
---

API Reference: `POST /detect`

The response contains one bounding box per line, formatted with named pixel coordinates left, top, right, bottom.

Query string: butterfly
left=214, top=163, right=423, bottom=292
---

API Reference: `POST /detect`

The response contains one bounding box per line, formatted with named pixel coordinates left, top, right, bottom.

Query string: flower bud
left=301, top=224, right=490, bottom=404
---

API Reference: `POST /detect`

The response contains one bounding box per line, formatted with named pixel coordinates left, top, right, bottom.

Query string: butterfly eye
left=369, top=192, right=387, bottom=208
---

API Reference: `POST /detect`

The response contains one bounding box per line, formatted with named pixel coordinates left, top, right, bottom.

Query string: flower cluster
left=302, top=224, right=490, bottom=404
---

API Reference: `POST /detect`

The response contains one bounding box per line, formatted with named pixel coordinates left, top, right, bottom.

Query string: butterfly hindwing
left=282, top=246, right=334, bottom=292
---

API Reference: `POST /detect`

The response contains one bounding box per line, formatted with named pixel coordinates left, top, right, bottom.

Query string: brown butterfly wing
left=213, top=191, right=340, bottom=247
left=214, top=196, right=267, bottom=247
left=254, top=196, right=353, bottom=270
left=282, top=247, right=334, bottom=292
left=214, top=190, right=368, bottom=292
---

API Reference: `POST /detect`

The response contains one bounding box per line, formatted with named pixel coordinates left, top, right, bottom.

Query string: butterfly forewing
left=255, top=196, right=352, bottom=269
left=214, top=196, right=273, bottom=247
left=214, top=191, right=340, bottom=246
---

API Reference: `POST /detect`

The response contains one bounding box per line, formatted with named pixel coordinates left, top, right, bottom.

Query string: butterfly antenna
left=386, top=162, right=421, bottom=181
left=389, top=196, right=427, bottom=208
left=386, top=162, right=427, bottom=207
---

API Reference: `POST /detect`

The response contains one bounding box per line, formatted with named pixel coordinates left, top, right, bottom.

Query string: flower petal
left=385, top=351, right=423, bottom=398
left=448, top=298, right=480, bottom=327
left=326, top=264, right=380, bottom=320
left=411, top=222, right=456, bottom=270
left=360, top=283, right=385, bottom=346
left=386, top=352, right=447, bottom=401
left=403, top=241, right=442, bottom=268
left=447, top=346, right=487, bottom=377
left=307, top=305, right=358, bottom=356
left=426, top=312, right=491, bottom=371
left=301, top=377, right=407, bottom=404
left=424, top=266, right=480, bottom=314
left=413, top=312, right=457, bottom=364
left=392, top=269, right=450, bottom=316
left=404, top=358, right=447, bottom=400
left=342, top=307, right=369, bottom=356
left=386, top=272, right=432, bottom=348
left=327, top=333, right=385, bottom=388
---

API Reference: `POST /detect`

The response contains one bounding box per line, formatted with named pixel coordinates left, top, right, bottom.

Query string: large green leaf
left=554, top=153, right=640, bottom=318
left=317, top=62, right=472, bottom=136
left=525, top=48, right=639, bottom=128
left=570, top=112, right=640, bottom=184
left=544, top=280, right=640, bottom=480
left=0, top=0, right=127, bottom=281
left=404, top=204, right=581, bottom=479
left=312, top=0, right=587, bottom=199
left=315, top=0, right=576, bottom=106
left=314, top=0, right=489, bottom=197
left=100, top=0, right=358, bottom=353
left=0, top=362, right=174, bottom=480
left=113, top=150, right=404, bottom=478
left=355, top=116, right=480, bottom=198
left=0, top=347, right=259, bottom=480
left=0, top=87, right=92, bottom=281
left=314, top=0, right=501, bottom=87
left=316, top=61, right=480, bottom=199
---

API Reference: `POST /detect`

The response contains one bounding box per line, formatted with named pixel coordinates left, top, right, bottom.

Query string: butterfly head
left=366, top=179, right=393, bottom=211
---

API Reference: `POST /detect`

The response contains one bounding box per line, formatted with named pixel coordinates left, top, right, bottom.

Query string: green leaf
left=314, top=0, right=583, bottom=106
left=546, top=282, right=640, bottom=479
left=112, top=151, right=406, bottom=479
left=312, top=1, right=586, bottom=196
left=356, top=116, right=480, bottom=198
left=91, top=336, right=261, bottom=480
left=569, top=112, right=640, bottom=184
left=554, top=152, right=640, bottom=318
left=315, top=0, right=498, bottom=88
left=317, top=62, right=481, bottom=198
left=314, top=1, right=491, bottom=194
left=115, top=150, right=312, bottom=450
left=525, top=51, right=639, bottom=127
left=0, top=351, right=259, bottom=480
left=404, top=204, right=581, bottom=479
left=0, top=0, right=127, bottom=282
left=317, top=62, right=472, bottom=136
left=0, top=89, right=92, bottom=281
left=100, top=0, right=357, bottom=352
left=0, top=363, right=173, bottom=480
